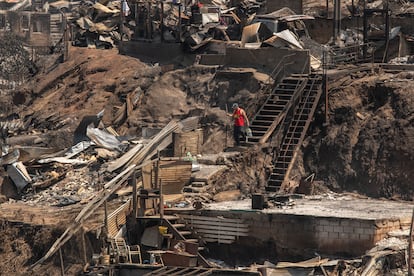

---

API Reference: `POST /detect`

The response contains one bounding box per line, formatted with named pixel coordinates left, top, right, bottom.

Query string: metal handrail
left=249, top=53, right=304, bottom=129
left=324, top=42, right=376, bottom=67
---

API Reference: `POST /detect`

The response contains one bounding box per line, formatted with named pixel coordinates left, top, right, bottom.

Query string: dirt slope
left=12, top=48, right=414, bottom=200
left=304, top=69, right=414, bottom=199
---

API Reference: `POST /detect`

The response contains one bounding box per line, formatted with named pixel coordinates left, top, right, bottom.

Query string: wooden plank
left=185, top=220, right=249, bottom=230
left=189, top=228, right=249, bottom=236
left=179, top=214, right=244, bottom=224
left=408, top=207, right=414, bottom=276
left=201, top=233, right=237, bottom=240
left=203, top=238, right=235, bottom=244
left=107, top=143, right=144, bottom=172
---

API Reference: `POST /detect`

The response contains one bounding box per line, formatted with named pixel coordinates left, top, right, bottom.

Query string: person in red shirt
left=230, top=103, right=249, bottom=146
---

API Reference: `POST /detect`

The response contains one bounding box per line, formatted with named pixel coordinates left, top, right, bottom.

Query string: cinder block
left=323, top=225, right=334, bottom=232
left=359, top=233, right=373, bottom=241
left=320, top=219, right=330, bottom=226
left=318, top=231, right=329, bottom=239
left=343, top=226, right=354, bottom=233
left=333, top=226, right=343, bottom=233
left=363, top=227, right=374, bottom=235
left=328, top=232, right=339, bottom=239
left=339, top=232, right=350, bottom=239
left=355, top=228, right=365, bottom=235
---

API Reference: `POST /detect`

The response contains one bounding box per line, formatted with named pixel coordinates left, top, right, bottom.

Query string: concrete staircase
left=267, top=75, right=323, bottom=192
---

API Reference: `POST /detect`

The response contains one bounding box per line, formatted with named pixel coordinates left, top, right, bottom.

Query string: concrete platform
left=168, top=193, right=414, bottom=258
left=205, top=193, right=414, bottom=220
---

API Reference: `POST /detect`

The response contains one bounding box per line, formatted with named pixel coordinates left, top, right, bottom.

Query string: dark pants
left=233, top=125, right=245, bottom=146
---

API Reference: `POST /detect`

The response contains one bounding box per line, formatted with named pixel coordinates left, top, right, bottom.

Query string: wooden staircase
left=247, top=76, right=308, bottom=144
left=162, top=216, right=209, bottom=267
left=266, top=75, right=323, bottom=192
left=50, top=13, right=63, bottom=46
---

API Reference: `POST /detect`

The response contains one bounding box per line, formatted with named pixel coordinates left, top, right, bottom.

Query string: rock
left=213, top=190, right=241, bottom=202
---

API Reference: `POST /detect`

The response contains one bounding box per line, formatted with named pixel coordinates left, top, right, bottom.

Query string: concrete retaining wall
left=194, top=210, right=403, bottom=257
left=200, top=48, right=310, bottom=75
left=265, top=0, right=303, bottom=14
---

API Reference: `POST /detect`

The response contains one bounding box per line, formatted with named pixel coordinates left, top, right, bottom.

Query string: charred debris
left=1, top=0, right=414, bottom=275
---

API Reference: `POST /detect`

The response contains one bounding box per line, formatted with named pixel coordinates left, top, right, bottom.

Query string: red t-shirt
left=233, top=108, right=245, bottom=126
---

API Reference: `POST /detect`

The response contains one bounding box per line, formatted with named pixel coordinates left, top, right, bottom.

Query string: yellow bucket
left=158, top=226, right=168, bottom=235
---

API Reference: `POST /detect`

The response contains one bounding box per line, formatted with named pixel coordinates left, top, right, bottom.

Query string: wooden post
left=408, top=207, right=414, bottom=276
left=59, top=248, right=65, bottom=276
left=104, top=199, right=109, bottom=254
left=159, top=179, right=164, bottom=221
left=323, top=50, right=329, bottom=125
left=131, top=170, right=137, bottom=218
left=81, top=228, right=87, bottom=265
left=155, top=151, right=160, bottom=190
left=160, top=1, right=164, bottom=42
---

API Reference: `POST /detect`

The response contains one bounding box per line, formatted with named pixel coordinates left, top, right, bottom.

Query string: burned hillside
left=305, top=69, right=414, bottom=199
left=1, top=0, right=414, bottom=274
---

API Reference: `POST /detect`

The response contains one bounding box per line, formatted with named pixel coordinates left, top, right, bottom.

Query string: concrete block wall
left=200, top=210, right=404, bottom=257
left=225, top=48, right=310, bottom=75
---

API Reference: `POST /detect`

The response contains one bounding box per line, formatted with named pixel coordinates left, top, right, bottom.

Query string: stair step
left=255, top=114, right=280, bottom=118
left=191, top=181, right=207, bottom=187
left=179, top=231, right=192, bottom=236
left=266, top=186, right=280, bottom=192
left=250, top=131, right=268, bottom=136
left=186, top=239, right=199, bottom=243
left=253, top=120, right=273, bottom=125
left=262, top=104, right=286, bottom=108
left=172, top=223, right=186, bottom=228
left=250, top=125, right=270, bottom=130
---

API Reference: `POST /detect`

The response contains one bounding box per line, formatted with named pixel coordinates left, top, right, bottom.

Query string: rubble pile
left=71, top=1, right=123, bottom=48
